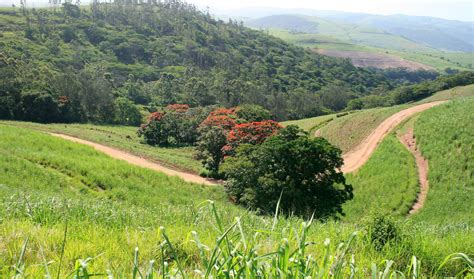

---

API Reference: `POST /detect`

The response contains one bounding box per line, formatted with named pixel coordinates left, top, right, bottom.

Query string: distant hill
left=317, top=12, right=474, bottom=52
left=244, top=13, right=474, bottom=71
left=246, top=13, right=474, bottom=52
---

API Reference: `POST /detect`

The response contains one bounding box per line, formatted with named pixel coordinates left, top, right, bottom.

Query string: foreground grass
left=412, top=98, right=474, bottom=225
left=0, top=121, right=203, bottom=173
left=0, top=126, right=472, bottom=276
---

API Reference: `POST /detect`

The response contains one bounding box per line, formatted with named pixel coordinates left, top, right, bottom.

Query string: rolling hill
left=1, top=86, right=473, bottom=276
left=245, top=13, right=474, bottom=71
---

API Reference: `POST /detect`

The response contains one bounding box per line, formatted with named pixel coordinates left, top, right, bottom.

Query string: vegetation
left=0, top=2, right=400, bottom=123
left=222, top=126, right=352, bottom=218
left=318, top=105, right=407, bottom=152
left=0, top=121, right=203, bottom=172
left=137, top=104, right=211, bottom=146
left=0, top=125, right=472, bottom=277
left=412, top=98, right=474, bottom=225
left=248, top=14, right=474, bottom=71
left=343, top=134, right=418, bottom=221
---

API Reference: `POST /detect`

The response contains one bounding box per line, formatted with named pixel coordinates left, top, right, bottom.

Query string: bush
left=114, top=97, right=143, bottom=126
left=222, top=125, right=353, bottom=219
left=366, top=214, right=400, bottom=251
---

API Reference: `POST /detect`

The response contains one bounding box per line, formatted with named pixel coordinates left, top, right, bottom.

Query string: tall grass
left=343, top=134, right=418, bottom=221
left=413, top=98, right=474, bottom=225
left=4, top=201, right=473, bottom=277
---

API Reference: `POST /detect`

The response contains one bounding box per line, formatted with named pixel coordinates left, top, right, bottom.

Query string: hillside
left=0, top=3, right=397, bottom=122
left=1, top=97, right=473, bottom=276
left=245, top=14, right=474, bottom=71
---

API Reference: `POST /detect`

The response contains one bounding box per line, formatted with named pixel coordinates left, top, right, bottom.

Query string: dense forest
left=0, top=0, right=472, bottom=124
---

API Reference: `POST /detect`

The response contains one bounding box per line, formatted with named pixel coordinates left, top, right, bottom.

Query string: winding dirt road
left=50, top=133, right=217, bottom=186
left=398, top=128, right=429, bottom=214
left=48, top=100, right=444, bottom=187
left=341, top=101, right=445, bottom=173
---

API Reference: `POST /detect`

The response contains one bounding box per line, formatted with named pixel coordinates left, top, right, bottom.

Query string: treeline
left=348, top=71, right=474, bottom=110
left=0, top=1, right=471, bottom=124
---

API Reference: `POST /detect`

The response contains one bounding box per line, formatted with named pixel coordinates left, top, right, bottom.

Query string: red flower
left=166, top=104, right=190, bottom=113
left=223, top=120, right=282, bottom=155
left=147, top=111, right=166, bottom=122
left=200, top=115, right=237, bottom=130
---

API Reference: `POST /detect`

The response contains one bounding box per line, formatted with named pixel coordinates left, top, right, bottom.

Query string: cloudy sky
left=1, top=0, right=472, bottom=21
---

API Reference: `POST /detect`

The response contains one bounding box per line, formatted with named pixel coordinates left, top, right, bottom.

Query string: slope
left=0, top=3, right=391, bottom=121
left=246, top=14, right=474, bottom=71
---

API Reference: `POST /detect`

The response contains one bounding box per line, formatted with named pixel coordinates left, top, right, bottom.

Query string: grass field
left=281, top=113, right=338, bottom=133
left=0, top=125, right=472, bottom=276
left=343, top=134, right=418, bottom=221
left=0, top=121, right=203, bottom=173
left=285, top=85, right=474, bottom=153
left=317, top=105, right=408, bottom=152
left=412, top=98, right=474, bottom=225
left=267, top=29, right=474, bottom=71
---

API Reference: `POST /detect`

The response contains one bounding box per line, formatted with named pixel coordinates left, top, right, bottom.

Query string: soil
left=341, top=101, right=445, bottom=173
left=398, top=128, right=429, bottom=214
left=314, top=49, right=434, bottom=71
left=50, top=133, right=218, bottom=186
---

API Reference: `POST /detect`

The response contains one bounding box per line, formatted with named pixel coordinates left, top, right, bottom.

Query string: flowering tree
left=223, top=120, right=282, bottom=156
left=195, top=107, right=277, bottom=177
left=138, top=105, right=209, bottom=146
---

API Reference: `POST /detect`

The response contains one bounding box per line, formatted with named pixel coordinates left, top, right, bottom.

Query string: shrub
left=222, top=125, right=353, bottom=218
left=20, top=92, right=59, bottom=123
left=366, top=214, right=400, bottom=251
left=114, top=97, right=143, bottom=126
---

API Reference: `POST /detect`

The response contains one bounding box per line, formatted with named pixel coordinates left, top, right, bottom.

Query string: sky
left=188, top=0, right=474, bottom=21
left=1, top=0, right=472, bottom=21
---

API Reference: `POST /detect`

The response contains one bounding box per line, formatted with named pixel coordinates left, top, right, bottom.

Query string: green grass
left=281, top=113, right=337, bottom=133
left=0, top=121, right=203, bottom=173
left=318, top=105, right=408, bottom=152
left=343, top=134, right=418, bottom=222
left=0, top=125, right=472, bottom=276
left=412, top=98, right=474, bottom=225
left=418, top=84, right=474, bottom=103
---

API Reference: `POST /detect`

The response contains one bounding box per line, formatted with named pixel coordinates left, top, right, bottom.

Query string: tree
left=20, top=92, right=59, bottom=123
left=195, top=126, right=228, bottom=176
left=114, top=97, right=142, bottom=126
left=222, top=125, right=353, bottom=219
left=235, top=104, right=272, bottom=122
left=138, top=105, right=208, bottom=146
left=223, top=120, right=282, bottom=156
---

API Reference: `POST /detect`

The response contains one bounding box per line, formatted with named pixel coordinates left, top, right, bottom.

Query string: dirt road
left=398, top=128, right=429, bottom=214
left=341, top=101, right=445, bottom=173
left=50, top=133, right=217, bottom=186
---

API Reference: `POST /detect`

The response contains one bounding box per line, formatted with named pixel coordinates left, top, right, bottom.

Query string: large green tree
left=222, top=125, right=353, bottom=219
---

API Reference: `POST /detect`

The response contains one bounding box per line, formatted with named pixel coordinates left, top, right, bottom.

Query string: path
left=398, top=128, right=429, bottom=214
left=50, top=133, right=217, bottom=186
left=341, top=101, right=445, bottom=173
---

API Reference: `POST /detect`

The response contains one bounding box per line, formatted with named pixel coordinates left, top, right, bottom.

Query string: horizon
left=0, top=0, right=473, bottom=22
